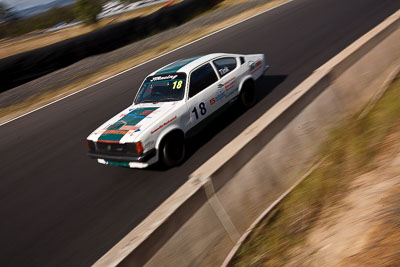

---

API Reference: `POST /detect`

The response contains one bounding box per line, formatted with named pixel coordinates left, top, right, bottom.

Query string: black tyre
left=160, top=132, right=186, bottom=167
left=239, top=80, right=256, bottom=108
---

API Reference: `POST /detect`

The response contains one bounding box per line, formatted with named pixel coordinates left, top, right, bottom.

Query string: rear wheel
left=160, top=132, right=186, bottom=167
left=239, top=80, right=256, bottom=109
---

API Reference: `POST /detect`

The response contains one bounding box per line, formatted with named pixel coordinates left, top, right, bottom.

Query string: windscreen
left=135, top=73, right=186, bottom=104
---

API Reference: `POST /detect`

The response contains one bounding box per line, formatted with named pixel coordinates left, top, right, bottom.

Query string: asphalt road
left=1, top=0, right=399, bottom=266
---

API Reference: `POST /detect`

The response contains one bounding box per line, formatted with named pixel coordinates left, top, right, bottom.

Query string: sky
left=1, top=0, right=55, bottom=11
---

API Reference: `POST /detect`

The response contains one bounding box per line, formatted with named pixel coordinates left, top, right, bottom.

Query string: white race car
left=86, top=53, right=268, bottom=168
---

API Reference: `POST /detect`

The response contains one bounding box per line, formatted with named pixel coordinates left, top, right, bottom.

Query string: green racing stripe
left=155, top=56, right=202, bottom=74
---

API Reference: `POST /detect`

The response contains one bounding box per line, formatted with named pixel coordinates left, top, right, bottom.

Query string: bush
left=75, top=0, right=102, bottom=25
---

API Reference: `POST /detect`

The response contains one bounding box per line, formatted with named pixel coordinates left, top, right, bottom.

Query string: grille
left=96, top=142, right=127, bottom=153
left=89, top=141, right=138, bottom=156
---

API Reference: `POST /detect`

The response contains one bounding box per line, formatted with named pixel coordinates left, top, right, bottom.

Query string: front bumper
left=88, top=148, right=157, bottom=168
left=97, top=159, right=154, bottom=169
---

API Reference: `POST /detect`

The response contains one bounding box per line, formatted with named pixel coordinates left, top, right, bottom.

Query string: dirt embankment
left=231, top=75, right=400, bottom=266
left=289, top=135, right=400, bottom=266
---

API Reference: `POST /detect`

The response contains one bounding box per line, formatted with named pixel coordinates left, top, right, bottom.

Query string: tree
left=119, top=0, right=144, bottom=3
left=0, top=2, right=19, bottom=23
left=75, top=0, right=102, bottom=24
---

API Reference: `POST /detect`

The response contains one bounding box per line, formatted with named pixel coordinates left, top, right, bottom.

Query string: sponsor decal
left=151, top=116, right=177, bottom=134
left=250, top=60, right=262, bottom=74
left=98, top=107, right=158, bottom=143
left=128, top=129, right=140, bottom=136
left=210, top=89, right=227, bottom=105
left=120, top=113, right=126, bottom=117
left=121, top=125, right=139, bottom=131
left=218, top=66, right=230, bottom=76
left=224, top=77, right=236, bottom=92
left=128, top=128, right=141, bottom=136
left=103, top=130, right=128, bottom=135
left=121, top=109, right=155, bottom=119
left=140, top=110, right=154, bottom=116
left=216, top=90, right=225, bottom=101
left=125, top=113, right=152, bottom=119
left=150, top=75, right=178, bottom=82
left=107, top=108, right=157, bottom=130
left=225, top=87, right=239, bottom=98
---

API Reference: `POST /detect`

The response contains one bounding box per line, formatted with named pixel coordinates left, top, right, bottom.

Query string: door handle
left=217, top=84, right=224, bottom=88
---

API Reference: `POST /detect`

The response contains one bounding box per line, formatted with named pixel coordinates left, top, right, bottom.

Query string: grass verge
left=0, top=0, right=290, bottom=124
left=229, top=74, right=400, bottom=266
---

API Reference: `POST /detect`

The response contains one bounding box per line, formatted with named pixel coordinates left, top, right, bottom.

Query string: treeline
left=0, top=5, right=77, bottom=38
left=0, top=0, right=112, bottom=39
left=0, top=0, right=223, bottom=91
left=0, top=0, right=158, bottom=39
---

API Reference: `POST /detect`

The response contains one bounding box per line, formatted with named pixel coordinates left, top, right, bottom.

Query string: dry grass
left=229, top=75, right=400, bottom=266
left=218, top=0, right=257, bottom=8
left=0, top=0, right=289, bottom=123
left=337, top=184, right=400, bottom=266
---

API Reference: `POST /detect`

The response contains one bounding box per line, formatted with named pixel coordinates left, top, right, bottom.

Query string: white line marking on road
left=0, top=0, right=294, bottom=127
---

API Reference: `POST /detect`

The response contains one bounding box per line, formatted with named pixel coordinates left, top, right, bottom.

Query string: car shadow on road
left=147, top=74, right=287, bottom=171
left=184, top=74, right=287, bottom=165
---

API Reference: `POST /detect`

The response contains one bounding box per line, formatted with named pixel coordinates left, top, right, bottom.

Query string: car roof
left=150, top=53, right=239, bottom=76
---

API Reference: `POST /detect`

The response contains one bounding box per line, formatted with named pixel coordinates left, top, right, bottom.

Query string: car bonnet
left=89, top=102, right=178, bottom=143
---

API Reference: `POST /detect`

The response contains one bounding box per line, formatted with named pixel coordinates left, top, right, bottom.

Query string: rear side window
left=189, top=63, right=218, bottom=98
left=213, top=57, right=237, bottom=77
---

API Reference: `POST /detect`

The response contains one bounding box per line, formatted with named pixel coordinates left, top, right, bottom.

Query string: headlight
left=126, top=142, right=143, bottom=155
left=86, top=140, right=95, bottom=151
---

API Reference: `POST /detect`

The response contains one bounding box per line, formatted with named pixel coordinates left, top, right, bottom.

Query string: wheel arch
left=238, top=76, right=255, bottom=93
left=155, top=126, right=185, bottom=150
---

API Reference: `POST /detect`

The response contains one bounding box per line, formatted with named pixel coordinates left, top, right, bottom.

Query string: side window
left=189, top=63, right=218, bottom=98
left=213, top=57, right=237, bottom=77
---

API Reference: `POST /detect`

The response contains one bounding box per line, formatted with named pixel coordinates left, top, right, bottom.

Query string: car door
left=211, top=57, right=240, bottom=105
left=186, top=62, right=219, bottom=129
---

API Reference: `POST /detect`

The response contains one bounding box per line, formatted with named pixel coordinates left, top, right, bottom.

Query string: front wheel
left=239, top=80, right=256, bottom=109
left=160, top=133, right=186, bottom=167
